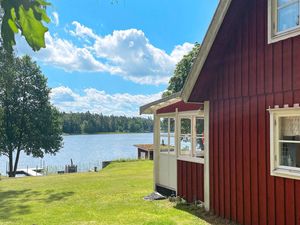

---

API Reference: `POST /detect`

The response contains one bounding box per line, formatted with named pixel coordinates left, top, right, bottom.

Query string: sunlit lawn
left=0, top=160, right=215, bottom=225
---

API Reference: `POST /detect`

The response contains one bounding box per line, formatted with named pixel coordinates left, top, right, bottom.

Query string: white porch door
left=158, top=152, right=177, bottom=190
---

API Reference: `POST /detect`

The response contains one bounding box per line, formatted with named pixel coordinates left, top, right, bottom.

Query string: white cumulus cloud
left=50, top=86, right=162, bottom=116
left=16, top=21, right=194, bottom=85
left=69, top=21, right=98, bottom=40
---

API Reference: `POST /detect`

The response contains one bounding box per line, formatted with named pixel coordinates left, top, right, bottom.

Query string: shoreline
left=62, top=132, right=153, bottom=136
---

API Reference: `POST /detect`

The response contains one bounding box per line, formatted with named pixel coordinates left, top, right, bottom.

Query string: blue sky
left=16, top=0, right=218, bottom=116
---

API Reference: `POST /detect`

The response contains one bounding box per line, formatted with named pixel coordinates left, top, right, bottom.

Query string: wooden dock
left=15, top=168, right=43, bottom=176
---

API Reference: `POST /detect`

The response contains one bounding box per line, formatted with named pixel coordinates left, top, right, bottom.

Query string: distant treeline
left=61, top=112, right=153, bottom=134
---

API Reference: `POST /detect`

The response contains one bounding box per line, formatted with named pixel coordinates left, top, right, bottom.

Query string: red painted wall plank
left=218, top=69, right=224, bottom=100
left=187, top=162, right=192, bottom=202
left=224, top=100, right=231, bottom=219
left=229, top=48, right=235, bottom=99
left=192, top=163, right=197, bottom=202
left=199, top=164, right=204, bottom=201
left=242, top=11, right=249, bottom=97
left=224, top=58, right=229, bottom=99
left=293, top=36, right=300, bottom=91
left=229, top=99, right=237, bottom=221
left=213, top=101, right=220, bottom=215
left=256, top=0, right=265, bottom=95
left=219, top=100, right=225, bottom=218
left=276, top=178, right=285, bottom=225
left=182, top=161, right=187, bottom=200
left=243, top=97, right=251, bottom=225
left=265, top=44, right=273, bottom=94
left=258, top=95, right=267, bottom=225
left=177, top=160, right=182, bottom=197
left=283, top=39, right=292, bottom=92
left=236, top=98, right=244, bottom=224
left=273, top=42, right=283, bottom=93
left=248, top=0, right=257, bottom=96
left=250, top=96, right=258, bottom=225
left=235, top=28, right=242, bottom=98
left=285, top=179, right=295, bottom=225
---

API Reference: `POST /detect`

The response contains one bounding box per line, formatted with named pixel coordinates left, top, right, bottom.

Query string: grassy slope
left=0, top=161, right=208, bottom=225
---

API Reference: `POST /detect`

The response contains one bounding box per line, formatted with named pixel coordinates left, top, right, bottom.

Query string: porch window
left=179, top=116, right=204, bottom=158
left=159, top=117, right=175, bottom=154
left=179, top=118, right=192, bottom=155
left=196, top=118, right=205, bottom=157
left=269, top=107, right=300, bottom=179
left=269, top=0, right=300, bottom=43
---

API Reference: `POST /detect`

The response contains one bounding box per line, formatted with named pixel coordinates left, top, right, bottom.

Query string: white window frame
left=268, top=0, right=300, bottom=43
left=269, top=107, right=300, bottom=180
left=177, top=110, right=205, bottom=164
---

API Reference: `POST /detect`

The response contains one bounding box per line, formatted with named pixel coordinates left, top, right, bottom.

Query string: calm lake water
left=0, top=133, right=153, bottom=175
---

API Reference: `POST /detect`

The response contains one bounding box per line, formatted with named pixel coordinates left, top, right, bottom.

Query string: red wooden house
left=141, top=0, right=300, bottom=224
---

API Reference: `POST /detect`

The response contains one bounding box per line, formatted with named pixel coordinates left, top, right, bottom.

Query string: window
left=195, top=118, right=205, bottom=157
left=159, top=117, right=175, bottom=154
left=269, top=107, right=300, bottom=179
left=269, top=0, right=300, bottom=43
left=179, top=118, right=192, bottom=156
left=179, top=116, right=204, bottom=158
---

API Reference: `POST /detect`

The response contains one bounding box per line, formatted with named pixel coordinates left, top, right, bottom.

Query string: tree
left=0, top=48, right=63, bottom=177
left=163, top=43, right=201, bottom=97
left=0, top=0, right=51, bottom=52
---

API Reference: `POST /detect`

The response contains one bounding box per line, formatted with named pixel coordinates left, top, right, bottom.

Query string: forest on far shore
left=61, top=112, right=153, bottom=134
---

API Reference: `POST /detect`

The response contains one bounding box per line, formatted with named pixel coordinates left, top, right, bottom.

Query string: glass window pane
left=195, top=138, right=204, bottom=158
left=180, top=136, right=192, bottom=155
left=278, top=0, right=296, bottom=7
left=160, top=136, right=168, bottom=153
left=160, top=118, right=168, bottom=133
left=196, top=118, right=204, bottom=135
left=170, top=136, right=175, bottom=153
left=181, top=118, right=191, bottom=134
left=280, top=142, right=300, bottom=167
left=277, top=2, right=299, bottom=32
left=279, top=116, right=300, bottom=140
left=170, top=118, right=175, bottom=135
left=196, top=138, right=205, bottom=151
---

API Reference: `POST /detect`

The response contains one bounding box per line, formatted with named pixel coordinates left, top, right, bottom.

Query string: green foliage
left=163, top=43, right=201, bottom=97
left=0, top=0, right=50, bottom=52
left=0, top=48, right=63, bottom=177
left=61, top=112, right=153, bottom=134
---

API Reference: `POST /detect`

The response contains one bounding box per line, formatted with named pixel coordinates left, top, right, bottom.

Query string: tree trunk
left=8, top=148, right=13, bottom=177
left=13, top=148, right=21, bottom=177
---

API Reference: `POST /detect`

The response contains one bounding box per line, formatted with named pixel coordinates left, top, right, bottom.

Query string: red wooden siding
left=156, top=101, right=201, bottom=114
left=177, top=160, right=204, bottom=202
left=186, top=0, right=300, bottom=224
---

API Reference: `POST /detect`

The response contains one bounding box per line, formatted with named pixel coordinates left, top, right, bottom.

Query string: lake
left=0, top=133, right=153, bottom=175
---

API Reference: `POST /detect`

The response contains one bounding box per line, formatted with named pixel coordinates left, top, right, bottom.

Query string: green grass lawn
left=0, top=161, right=215, bottom=225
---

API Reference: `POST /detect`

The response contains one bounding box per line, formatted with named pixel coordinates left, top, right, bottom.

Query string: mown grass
left=0, top=161, right=214, bottom=225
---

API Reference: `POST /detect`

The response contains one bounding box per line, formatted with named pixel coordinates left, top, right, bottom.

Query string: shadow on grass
left=0, top=188, right=75, bottom=220
left=174, top=203, right=237, bottom=225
